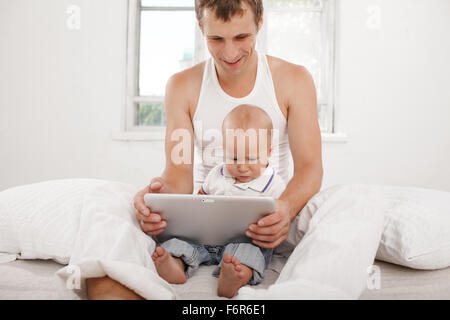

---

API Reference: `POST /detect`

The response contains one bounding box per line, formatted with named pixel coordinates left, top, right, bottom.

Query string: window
left=123, top=0, right=336, bottom=139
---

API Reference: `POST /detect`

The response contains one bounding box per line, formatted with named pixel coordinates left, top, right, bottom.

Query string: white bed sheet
left=1, top=259, right=450, bottom=300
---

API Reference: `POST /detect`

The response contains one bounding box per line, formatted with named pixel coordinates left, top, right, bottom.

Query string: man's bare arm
left=280, top=65, right=323, bottom=220
left=158, top=72, right=196, bottom=194
left=246, top=64, right=322, bottom=248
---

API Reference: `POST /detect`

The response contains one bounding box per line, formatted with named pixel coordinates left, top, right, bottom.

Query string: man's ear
left=257, top=15, right=263, bottom=32
left=198, top=21, right=204, bottom=35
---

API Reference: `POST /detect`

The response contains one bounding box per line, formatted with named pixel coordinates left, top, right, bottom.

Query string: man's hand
left=245, top=200, right=291, bottom=249
left=134, top=177, right=171, bottom=236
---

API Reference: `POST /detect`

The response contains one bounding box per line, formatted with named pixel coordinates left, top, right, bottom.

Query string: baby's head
left=222, top=104, right=273, bottom=183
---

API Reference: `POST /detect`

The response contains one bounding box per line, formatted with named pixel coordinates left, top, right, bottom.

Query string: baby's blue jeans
left=159, top=237, right=273, bottom=285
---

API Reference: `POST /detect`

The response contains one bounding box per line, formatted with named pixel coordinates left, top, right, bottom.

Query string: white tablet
left=144, top=193, right=276, bottom=246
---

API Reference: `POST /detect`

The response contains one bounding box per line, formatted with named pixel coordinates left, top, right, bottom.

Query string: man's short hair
left=195, top=0, right=263, bottom=26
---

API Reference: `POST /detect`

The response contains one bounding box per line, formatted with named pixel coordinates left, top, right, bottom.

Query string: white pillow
left=0, top=179, right=113, bottom=264
left=374, top=186, right=450, bottom=269
left=297, top=184, right=450, bottom=270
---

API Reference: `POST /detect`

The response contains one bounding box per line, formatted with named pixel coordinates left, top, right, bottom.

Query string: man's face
left=200, top=3, right=262, bottom=76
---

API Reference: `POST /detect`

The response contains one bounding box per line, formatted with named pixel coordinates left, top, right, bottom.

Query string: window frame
left=118, top=0, right=345, bottom=142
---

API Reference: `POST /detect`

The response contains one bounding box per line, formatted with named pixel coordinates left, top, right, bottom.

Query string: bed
left=1, top=257, right=450, bottom=300
left=1, top=180, right=449, bottom=300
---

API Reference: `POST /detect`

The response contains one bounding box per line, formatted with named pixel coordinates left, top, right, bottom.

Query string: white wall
left=324, top=0, right=450, bottom=191
left=1, top=0, right=449, bottom=192
left=0, top=0, right=166, bottom=190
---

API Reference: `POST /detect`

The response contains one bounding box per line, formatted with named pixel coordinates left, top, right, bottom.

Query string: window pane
left=262, top=0, right=334, bottom=132
left=265, top=9, right=324, bottom=100
left=139, top=10, right=196, bottom=96
left=265, top=0, right=324, bottom=10
left=137, top=102, right=166, bottom=126
left=141, top=0, right=194, bottom=8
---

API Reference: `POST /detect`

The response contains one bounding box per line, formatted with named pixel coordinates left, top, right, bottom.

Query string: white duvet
left=55, top=182, right=175, bottom=300
left=56, top=183, right=386, bottom=300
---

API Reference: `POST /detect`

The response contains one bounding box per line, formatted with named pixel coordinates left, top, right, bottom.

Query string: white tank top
left=192, top=51, right=291, bottom=192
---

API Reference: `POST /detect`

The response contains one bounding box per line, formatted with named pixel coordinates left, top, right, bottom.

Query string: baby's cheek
left=226, top=164, right=237, bottom=176
left=251, top=165, right=264, bottom=178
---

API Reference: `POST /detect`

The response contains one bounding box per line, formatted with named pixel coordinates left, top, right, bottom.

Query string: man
left=87, top=0, right=322, bottom=299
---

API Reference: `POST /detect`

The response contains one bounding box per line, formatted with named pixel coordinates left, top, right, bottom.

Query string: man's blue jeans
left=159, top=237, right=273, bottom=285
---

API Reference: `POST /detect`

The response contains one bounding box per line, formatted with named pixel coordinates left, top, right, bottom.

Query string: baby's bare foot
left=152, top=247, right=187, bottom=284
left=217, top=254, right=253, bottom=298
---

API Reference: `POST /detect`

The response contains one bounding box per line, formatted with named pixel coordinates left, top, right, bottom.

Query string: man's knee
left=86, top=276, right=144, bottom=300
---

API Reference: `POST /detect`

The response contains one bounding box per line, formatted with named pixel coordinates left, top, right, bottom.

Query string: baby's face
left=223, top=131, right=271, bottom=184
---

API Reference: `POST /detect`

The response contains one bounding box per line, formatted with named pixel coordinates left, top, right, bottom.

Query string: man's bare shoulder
left=167, top=61, right=205, bottom=95
left=165, top=61, right=205, bottom=116
left=267, top=55, right=313, bottom=85
left=267, top=55, right=316, bottom=109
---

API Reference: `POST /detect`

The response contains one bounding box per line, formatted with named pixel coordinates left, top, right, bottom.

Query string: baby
left=152, top=104, right=286, bottom=298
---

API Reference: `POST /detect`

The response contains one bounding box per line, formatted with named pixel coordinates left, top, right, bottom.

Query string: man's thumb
left=150, top=180, right=163, bottom=191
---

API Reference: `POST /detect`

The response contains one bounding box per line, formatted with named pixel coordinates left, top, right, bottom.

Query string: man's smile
left=223, top=56, right=243, bottom=67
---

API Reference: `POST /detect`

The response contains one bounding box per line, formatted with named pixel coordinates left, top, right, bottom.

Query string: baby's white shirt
left=201, top=163, right=286, bottom=198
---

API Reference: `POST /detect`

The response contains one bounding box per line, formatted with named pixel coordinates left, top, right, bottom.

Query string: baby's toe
left=223, top=253, right=233, bottom=264
left=231, top=256, right=240, bottom=266
left=155, top=247, right=166, bottom=257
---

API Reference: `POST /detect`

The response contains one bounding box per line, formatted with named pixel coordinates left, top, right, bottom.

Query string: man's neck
left=214, top=52, right=258, bottom=98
